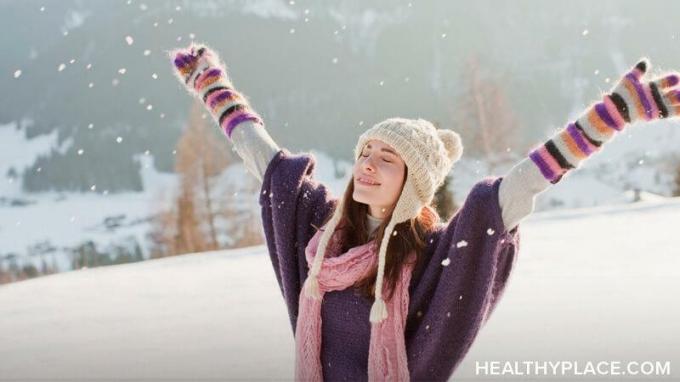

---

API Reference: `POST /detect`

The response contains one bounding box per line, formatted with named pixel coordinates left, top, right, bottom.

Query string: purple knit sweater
left=259, top=148, right=521, bottom=381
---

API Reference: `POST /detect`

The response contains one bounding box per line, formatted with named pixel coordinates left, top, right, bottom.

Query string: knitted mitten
left=529, top=58, right=680, bottom=184
left=170, top=43, right=264, bottom=139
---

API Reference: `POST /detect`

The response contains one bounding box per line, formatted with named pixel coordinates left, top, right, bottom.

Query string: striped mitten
left=529, top=58, right=680, bottom=184
left=170, top=43, right=264, bottom=139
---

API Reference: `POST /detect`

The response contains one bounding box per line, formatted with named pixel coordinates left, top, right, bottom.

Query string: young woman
left=171, top=44, right=680, bottom=381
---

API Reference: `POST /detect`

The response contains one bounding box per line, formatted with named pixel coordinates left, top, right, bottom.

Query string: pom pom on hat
left=437, top=129, right=463, bottom=164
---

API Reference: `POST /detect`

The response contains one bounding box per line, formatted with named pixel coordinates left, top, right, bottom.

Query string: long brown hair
left=319, top=169, right=441, bottom=302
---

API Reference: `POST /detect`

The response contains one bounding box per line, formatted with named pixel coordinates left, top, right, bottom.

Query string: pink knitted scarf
left=294, top=226, right=415, bottom=381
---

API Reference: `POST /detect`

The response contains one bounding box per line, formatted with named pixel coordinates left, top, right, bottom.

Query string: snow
left=2, top=197, right=677, bottom=380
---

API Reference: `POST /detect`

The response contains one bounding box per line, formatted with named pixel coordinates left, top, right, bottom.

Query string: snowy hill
left=1, top=197, right=679, bottom=381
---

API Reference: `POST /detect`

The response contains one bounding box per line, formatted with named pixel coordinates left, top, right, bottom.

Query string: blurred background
left=1, top=1, right=679, bottom=380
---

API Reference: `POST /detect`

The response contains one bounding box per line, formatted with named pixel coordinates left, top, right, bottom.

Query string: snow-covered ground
left=1, top=196, right=678, bottom=381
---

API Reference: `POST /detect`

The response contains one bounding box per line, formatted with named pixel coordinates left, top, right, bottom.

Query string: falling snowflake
left=153, top=22, right=158, bottom=27
left=36, top=167, right=42, bottom=172
left=139, top=97, right=146, bottom=104
left=331, top=57, right=338, bottom=64
left=88, top=82, right=94, bottom=88
left=594, top=69, right=599, bottom=75
left=176, top=5, right=182, bottom=11
left=40, top=6, right=45, bottom=11
left=69, top=58, right=76, bottom=64
left=446, top=312, right=451, bottom=318
left=458, top=295, right=463, bottom=300
left=144, top=149, right=150, bottom=155
left=125, top=35, right=134, bottom=45
left=486, top=228, right=495, bottom=236
left=167, top=18, right=174, bottom=24
left=289, top=28, right=295, bottom=34
left=456, top=240, right=468, bottom=248
left=112, top=78, right=120, bottom=86
left=159, top=113, right=165, bottom=119
left=139, top=3, right=147, bottom=11
left=90, top=185, right=96, bottom=191
left=58, top=63, right=66, bottom=72
left=146, top=104, right=153, bottom=110
left=118, top=68, right=127, bottom=74
left=86, top=63, right=92, bottom=70
left=151, top=73, right=158, bottom=79
left=582, top=29, right=589, bottom=36
left=116, top=136, right=123, bottom=143
left=13, top=70, right=22, bottom=78
left=88, top=123, right=94, bottom=129
left=379, top=80, right=384, bottom=86
left=441, top=33, right=447, bottom=39
left=441, top=257, right=450, bottom=266
left=77, top=149, right=84, bottom=155
left=392, top=230, right=398, bottom=236
left=143, top=49, right=151, bottom=56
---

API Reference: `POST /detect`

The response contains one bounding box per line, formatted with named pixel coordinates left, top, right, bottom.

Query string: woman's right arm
left=171, top=43, right=280, bottom=184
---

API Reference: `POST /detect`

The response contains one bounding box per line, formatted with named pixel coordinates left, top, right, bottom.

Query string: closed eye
left=360, top=153, right=392, bottom=163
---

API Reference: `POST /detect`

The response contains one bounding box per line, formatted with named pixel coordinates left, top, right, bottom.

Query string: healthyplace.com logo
left=475, top=360, right=671, bottom=377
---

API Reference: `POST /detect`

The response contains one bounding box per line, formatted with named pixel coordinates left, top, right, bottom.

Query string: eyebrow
left=365, top=144, right=397, bottom=156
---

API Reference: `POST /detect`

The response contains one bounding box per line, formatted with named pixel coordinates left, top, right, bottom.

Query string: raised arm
left=499, top=58, right=680, bottom=231
left=170, top=43, right=281, bottom=183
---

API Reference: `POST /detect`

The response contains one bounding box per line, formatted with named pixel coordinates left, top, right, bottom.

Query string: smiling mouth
left=356, top=177, right=381, bottom=186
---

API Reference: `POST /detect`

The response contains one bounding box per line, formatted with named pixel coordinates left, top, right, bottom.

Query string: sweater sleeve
left=230, top=121, right=281, bottom=183
left=405, top=176, right=521, bottom=381
left=259, top=148, right=339, bottom=333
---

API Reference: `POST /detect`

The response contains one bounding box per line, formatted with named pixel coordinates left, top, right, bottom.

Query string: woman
left=171, top=44, right=680, bottom=381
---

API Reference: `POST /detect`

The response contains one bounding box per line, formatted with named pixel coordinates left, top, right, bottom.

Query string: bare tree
left=449, top=55, right=521, bottom=173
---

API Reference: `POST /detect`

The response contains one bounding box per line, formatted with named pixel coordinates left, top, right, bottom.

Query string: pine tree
left=673, top=161, right=680, bottom=197
left=432, top=174, right=458, bottom=222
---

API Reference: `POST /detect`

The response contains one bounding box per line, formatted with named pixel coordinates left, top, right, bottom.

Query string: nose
left=361, top=155, right=376, bottom=173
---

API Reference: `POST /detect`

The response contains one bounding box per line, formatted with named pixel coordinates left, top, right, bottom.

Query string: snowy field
left=1, top=196, right=679, bottom=381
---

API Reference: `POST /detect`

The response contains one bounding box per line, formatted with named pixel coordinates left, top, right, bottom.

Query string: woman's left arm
left=499, top=58, right=680, bottom=231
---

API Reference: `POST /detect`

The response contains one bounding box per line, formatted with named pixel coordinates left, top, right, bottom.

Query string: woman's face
left=352, top=139, right=407, bottom=219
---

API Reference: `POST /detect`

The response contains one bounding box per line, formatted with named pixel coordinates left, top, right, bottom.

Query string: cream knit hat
left=303, top=117, right=463, bottom=323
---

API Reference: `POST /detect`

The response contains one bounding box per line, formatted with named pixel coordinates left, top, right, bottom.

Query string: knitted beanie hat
left=303, top=117, right=464, bottom=323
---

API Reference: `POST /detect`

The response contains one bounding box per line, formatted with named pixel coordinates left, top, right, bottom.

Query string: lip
left=356, top=176, right=381, bottom=186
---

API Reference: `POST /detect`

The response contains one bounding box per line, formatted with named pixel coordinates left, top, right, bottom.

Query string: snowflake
left=456, top=240, right=468, bottom=248
left=125, top=35, right=134, bottom=45
left=13, top=70, right=21, bottom=78
left=486, top=228, right=495, bottom=236
left=441, top=257, right=450, bottom=267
